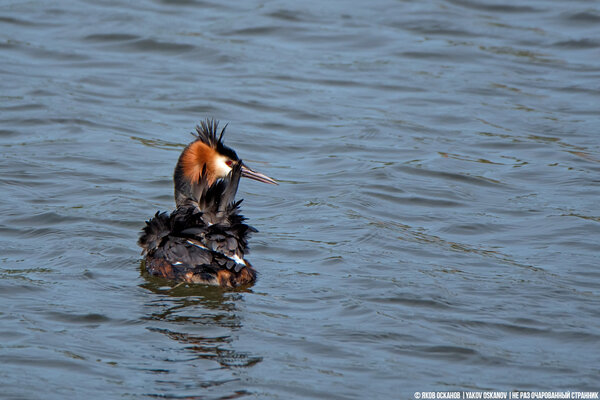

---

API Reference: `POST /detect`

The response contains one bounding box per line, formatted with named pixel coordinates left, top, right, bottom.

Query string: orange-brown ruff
left=138, top=120, right=276, bottom=288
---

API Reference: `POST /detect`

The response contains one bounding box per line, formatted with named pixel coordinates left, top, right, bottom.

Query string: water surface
left=1, top=0, right=599, bottom=398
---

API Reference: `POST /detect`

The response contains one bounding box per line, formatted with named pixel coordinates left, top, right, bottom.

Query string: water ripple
left=1, top=0, right=599, bottom=397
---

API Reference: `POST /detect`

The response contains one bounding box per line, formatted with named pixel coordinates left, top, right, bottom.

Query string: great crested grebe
left=138, top=119, right=277, bottom=288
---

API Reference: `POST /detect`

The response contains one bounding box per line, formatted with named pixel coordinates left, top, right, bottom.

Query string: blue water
left=1, top=0, right=599, bottom=398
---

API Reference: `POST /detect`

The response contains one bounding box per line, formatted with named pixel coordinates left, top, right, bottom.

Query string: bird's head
left=174, top=120, right=276, bottom=205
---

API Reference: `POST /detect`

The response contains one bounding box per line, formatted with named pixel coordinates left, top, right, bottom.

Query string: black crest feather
left=192, top=119, right=238, bottom=161
left=194, top=119, right=228, bottom=148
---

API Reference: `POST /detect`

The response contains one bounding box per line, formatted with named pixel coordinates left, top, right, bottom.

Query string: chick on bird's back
left=138, top=120, right=277, bottom=288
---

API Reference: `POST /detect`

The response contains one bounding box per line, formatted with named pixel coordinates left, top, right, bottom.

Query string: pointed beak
left=241, top=163, right=278, bottom=185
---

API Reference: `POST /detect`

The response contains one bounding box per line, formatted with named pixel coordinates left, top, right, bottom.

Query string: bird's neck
left=173, top=164, right=195, bottom=208
left=173, top=163, right=240, bottom=209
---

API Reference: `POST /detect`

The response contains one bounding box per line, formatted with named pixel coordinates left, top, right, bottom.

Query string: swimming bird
left=138, top=119, right=277, bottom=288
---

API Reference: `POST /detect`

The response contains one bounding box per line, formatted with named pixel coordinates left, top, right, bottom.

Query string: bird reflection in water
left=139, top=267, right=262, bottom=394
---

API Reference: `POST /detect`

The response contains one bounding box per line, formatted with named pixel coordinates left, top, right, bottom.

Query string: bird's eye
left=225, top=160, right=233, bottom=167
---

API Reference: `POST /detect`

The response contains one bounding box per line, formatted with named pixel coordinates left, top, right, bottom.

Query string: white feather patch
left=187, top=240, right=209, bottom=251
left=231, top=254, right=246, bottom=265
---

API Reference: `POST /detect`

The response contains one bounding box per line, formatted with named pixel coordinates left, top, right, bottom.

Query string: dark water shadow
left=139, top=262, right=262, bottom=370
